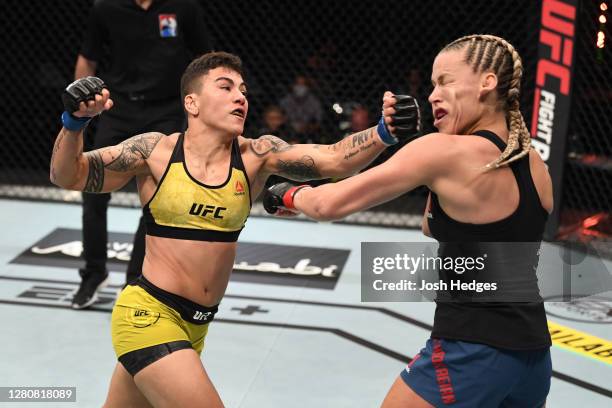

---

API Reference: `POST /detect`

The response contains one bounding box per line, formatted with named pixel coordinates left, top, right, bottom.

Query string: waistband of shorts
left=134, top=276, right=218, bottom=325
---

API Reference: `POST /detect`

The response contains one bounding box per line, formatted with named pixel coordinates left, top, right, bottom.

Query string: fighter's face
left=191, top=67, right=248, bottom=136
left=428, top=49, right=483, bottom=135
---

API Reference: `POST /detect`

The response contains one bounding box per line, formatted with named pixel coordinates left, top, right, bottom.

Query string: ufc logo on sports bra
left=193, top=311, right=212, bottom=321
left=189, top=203, right=227, bottom=219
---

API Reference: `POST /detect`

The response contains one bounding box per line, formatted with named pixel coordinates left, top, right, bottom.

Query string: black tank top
left=428, top=130, right=551, bottom=350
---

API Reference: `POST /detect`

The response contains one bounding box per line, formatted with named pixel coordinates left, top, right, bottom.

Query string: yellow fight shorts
left=111, top=276, right=218, bottom=376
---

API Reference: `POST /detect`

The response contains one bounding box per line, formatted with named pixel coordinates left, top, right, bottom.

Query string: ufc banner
left=530, top=0, right=579, bottom=239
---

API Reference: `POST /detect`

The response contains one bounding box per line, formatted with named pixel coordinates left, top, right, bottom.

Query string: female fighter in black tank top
left=428, top=130, right=551, bottom=350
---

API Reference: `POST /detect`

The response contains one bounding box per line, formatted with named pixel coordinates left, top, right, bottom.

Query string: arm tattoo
left=83, top=132, right=163, bottom=192
left=249, top=135, right=293, bottom=157
left=278, top=155, right=321, bottom=181
left=349, top=128, right=374, bottom=148
left=50, top=131, right=66, bottom=182
left=106, top=132, right=163, bottom=171
left=51, top=131, right=65, bottom=162
left=84, top=151, right=105, bottom=192
left=336, top=128, right=377, bottom=160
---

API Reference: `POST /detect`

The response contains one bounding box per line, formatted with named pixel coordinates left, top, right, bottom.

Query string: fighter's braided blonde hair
left=442, top=34, right=531, bottom=169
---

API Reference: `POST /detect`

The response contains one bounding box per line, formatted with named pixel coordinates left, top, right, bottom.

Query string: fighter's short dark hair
left=180, top=51, right=243, bottom=100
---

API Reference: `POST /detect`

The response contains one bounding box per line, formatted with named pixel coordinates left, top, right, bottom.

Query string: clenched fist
left=62, top=76, right=113, bottom=118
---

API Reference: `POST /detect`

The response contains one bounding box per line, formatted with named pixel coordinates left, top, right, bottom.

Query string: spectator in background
left=336, top=103, right=373, bottom=139
left=72, top=0, right=211, bottom=309
left=349, top=105, right=373, bottom=134
left=279, top=75, right=323, bottom=143
left=256, top=105, right=298, bottom=143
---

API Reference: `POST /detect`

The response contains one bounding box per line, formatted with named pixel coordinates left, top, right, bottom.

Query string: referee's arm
left=74, top=55, right=97, bottom=80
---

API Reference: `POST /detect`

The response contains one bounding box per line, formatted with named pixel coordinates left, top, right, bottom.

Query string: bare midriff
left=142, top=235, right=237, bottom=307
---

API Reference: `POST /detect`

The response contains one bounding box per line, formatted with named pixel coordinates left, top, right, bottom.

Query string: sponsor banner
left=548, top=321, right=612, bottom=365
left=361, top=242, right=612, bottom=302
left=531, top=0, right=579, bottom=239
left=10, top=228, right=349, bottom=290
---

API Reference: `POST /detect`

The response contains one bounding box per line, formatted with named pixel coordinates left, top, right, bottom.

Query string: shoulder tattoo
left=105, top=132, right=164, bottom=172
left=83, top=132, right=164, bottom=192
left=249, top=135, right=293, bottom=157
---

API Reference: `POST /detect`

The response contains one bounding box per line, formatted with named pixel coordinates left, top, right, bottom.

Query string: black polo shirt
left=80, top=0, right=211, bottom=100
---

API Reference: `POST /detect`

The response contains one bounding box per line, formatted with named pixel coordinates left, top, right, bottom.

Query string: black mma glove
left=377, top=95, right=421, bottom=145
left=60, top=76, right=107, bottom=131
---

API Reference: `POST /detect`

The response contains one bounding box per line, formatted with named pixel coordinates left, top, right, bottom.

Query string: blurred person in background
left=256, top=105, right=298, bottom=143
left=72, top=0, right=211, bottom=309
left=348, top=105, right=373, bottom=135
left=279, top=74, right=323, bottom=143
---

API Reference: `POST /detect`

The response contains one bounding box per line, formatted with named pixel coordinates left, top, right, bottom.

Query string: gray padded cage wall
left=0, top=0, right=609, bottom=238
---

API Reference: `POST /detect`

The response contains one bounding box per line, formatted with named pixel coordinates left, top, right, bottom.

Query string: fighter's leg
left=103, top=363, right=153, bottom=408
left=381, top=376, right=434, bottom=408
left=133, top=347, right=223, bottom=408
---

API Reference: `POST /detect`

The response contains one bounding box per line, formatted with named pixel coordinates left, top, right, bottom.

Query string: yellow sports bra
left=143, top=133, right=251, bottom=242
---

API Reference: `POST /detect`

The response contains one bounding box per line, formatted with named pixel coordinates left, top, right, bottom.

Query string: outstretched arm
left=74, top=54, right=97, bottom=80
left=252, top=93, right=420, bottom=181
left=250, top=127, right=384, bottom=181
left=285, top=133, right=453, bottom=221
